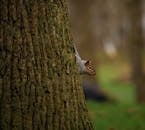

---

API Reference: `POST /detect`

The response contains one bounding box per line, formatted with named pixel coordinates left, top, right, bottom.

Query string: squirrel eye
left=85, top=60, right=90, bottom=66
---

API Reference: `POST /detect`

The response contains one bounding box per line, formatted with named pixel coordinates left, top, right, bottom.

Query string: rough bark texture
left=0, top=0, right=93, bottom=130
left=127, top=0, right=145, bottom=103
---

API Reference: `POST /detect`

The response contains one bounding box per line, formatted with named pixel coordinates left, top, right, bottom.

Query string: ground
left=87, top=55, right=145, bottom=130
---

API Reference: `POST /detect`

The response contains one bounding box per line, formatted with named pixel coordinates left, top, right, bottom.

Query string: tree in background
left=0, top=0, right=93, bottom=129
left=126, top=0, right=145, bottom=103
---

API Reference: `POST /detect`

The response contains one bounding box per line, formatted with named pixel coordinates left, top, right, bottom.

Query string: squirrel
left=74, top=44, right=96, bottom=76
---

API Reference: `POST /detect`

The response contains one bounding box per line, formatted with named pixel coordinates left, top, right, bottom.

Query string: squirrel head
left=84, top=60, right=96, bottom=76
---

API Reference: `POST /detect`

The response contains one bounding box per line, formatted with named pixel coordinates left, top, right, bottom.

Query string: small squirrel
left=74, top=44, right=96, bottom=76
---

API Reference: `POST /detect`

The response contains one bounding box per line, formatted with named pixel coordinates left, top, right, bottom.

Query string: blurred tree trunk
left=127, top=0, right=145, bottom=103
left=0, top=0, right=93, bottom=130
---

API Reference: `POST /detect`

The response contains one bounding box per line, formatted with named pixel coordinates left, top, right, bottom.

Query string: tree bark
left=0, top=0, right=93, bottom=130
left=127, top=0, right=145, bottom=103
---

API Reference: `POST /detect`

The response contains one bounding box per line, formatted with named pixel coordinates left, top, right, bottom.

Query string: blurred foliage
left=68, top=0, right=145, bottom=128
left=87, top=101, right=145, bottom=130
left=87, top=55, right=145, bottom=130
left=98, top=58, right=135, bottom=104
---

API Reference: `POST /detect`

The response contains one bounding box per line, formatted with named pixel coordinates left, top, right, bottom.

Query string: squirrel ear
left=85, top=60, right=91, bottom=66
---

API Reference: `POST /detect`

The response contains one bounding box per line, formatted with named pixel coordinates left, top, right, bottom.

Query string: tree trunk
left=127, top=0, right=145, bottom=103
left=0, top=0, right=93, bottom=130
